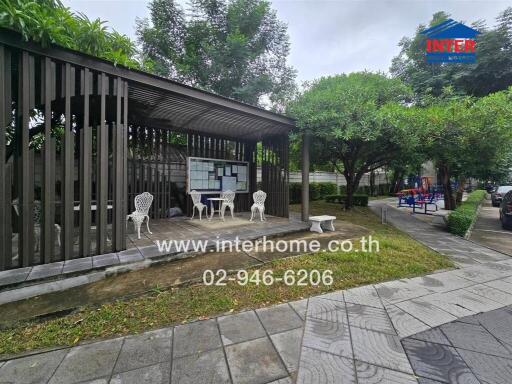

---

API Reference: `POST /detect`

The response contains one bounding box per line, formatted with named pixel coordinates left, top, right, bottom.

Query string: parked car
left=485, top=183, right=497, bottom=194
left=500, top=191, right=512, bottom=229
left=492, top=186, right=512, bottom=207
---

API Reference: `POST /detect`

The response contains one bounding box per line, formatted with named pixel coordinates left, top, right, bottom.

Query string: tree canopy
left=288, top=72, right=417, bottom=207
left=0, top=0, right=143, bottom=69
left=136, top=0, right=296, bottom=109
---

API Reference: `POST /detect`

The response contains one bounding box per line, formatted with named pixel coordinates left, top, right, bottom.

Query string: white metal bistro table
left=207, top=197, right=226, bottom=221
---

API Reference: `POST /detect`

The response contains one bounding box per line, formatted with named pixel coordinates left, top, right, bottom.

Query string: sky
left=62, top=0, right=511, bottom=83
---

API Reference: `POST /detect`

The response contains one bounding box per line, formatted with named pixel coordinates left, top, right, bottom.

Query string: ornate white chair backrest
left=190, top=190, right=202, bottom=205
left=33, top=200, right=42, bottom=224
left=253, top=190, right=267, bottom=206
left=221, top=190, right=235, bottom=205
left=134, top=192, right=153, bottom=215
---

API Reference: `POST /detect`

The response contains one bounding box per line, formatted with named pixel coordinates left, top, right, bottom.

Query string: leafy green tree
left=0, top=0, right=143, bottom=69
left=137, top=0, right=296, bottom=108
left=288, top=72, right=416, bottom=208
left=391, top=8, right=512, bottom=99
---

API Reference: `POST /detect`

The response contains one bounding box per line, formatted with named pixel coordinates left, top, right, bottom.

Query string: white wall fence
left=257, top=169, right=389, bottom=187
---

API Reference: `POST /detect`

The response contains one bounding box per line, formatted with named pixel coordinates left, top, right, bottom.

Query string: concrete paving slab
left=173, top=319, right=222, bottom=358
left=289, top=299, right=308, bottom=320
left=375, top=280, right=434, bottom=304
left=302, top=317, right=352, bottom=358
left=49, top=338, right=123, bottom=384
left=270, top=327, right=303, bottom=373
left=306, top=296, right=342, bottom=317
left=355, top=360, right=418, bottom=384
left=225, top=336, right=288, bottom=384
left=111, top=362, right=171, bottom=384
left=395, top=299, right=457, bottom=327
left=296, top=347, right=356, bottom=384
left=485, top=279, right=512, bottom=294
left=440, top=321, right=512, bottom=358
left=113, top=328, right=172, bottom=374
left=171, top=348, right=231, bottom=384
left=256, top=303, right=303, bottom=335
left=456, top=348, right=512, bottom=384
left=385, top=304, right=430, bottom=338
left=343, top=285, right=383, bottom=309
left=0, top=348, right=68, bottom=384
left=350, top=327, right=413, bottom=374
left=465, top=283, right=512, bottom=306
left=401, top=339, right=479, bottom=383
left=409, top=328, right=451, bottom=345
left=218, top=310, right=266, bottom=346
left=92, top=253, right=119, bottom=268
left=345, top=303, right=396, bottom=335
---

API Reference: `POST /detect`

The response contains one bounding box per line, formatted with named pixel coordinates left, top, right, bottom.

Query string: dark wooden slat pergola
left=0, top=28, right=310, bottom=271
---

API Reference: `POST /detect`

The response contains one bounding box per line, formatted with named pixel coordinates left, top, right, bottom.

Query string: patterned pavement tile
left=395, top=299, right=457, bottom=327
left=302, top=317, right=353, bottom=358
left=485, top=279, right=512, bottom=294
left=401, top=339, right=479, bottom=384
left=408, top=272, right=474, bottom=293
left=440, top=321, right=512, bottom=358
left=355, top=360, right=418, bottom=384
left=345, top=303, right=396, bottom=335
left=467, top=283, right=512, bottom=305
left=343, top=285, right=383, bottom=309
left=375, top=280, right=434, bottom=304
left=350, top=327, right=413, bottom=374
left=296, top=347, right=356, bottom=384
left=409, top=328, right=451, bottom=346
left=385, top=304, right=430, bottom=338
left=418, top=293, right=475, bottom=318
left=456, top=348, right=512, bottom=384
left=307, top=296, right=343, bottom=318
left=171, top=348, right=231, bottom=384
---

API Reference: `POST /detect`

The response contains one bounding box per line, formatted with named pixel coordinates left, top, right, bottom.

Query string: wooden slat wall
left=62, top=63, right=74, bottom=260
left=0, top=45, right=7, bottom=269
left=42, top=57, right=55, bottom=263
left=96, top=73, right=108, bottom=254
left=18, top=51, right=34, bottom=266
left=79, top=68, right=92, bottom=257
left=261, top=134, right=289, bottom=218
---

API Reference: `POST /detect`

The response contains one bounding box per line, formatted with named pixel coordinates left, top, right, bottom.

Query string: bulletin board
left=187, top=157, right=249, bottom=193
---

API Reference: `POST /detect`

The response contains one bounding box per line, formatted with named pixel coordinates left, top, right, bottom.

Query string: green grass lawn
left=0, top=202, right=452, bottom=357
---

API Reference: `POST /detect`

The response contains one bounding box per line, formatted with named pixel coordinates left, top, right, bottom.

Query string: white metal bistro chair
left=12, top=199, right=61, bottom=251
left=220, top=190, right=236, bottom=220
left=126, top=192, right=153, bottom=239
left=250, top=190, right=267, bottom=221
left=190, top=190, right=207, bottom=220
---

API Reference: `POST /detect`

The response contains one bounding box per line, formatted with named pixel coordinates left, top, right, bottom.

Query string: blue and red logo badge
left=421, top=19, right=480, bottom=63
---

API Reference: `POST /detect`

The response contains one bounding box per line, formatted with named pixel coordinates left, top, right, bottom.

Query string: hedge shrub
left=447, top=190, right=486, bottom=237
left=325, top=194, right=369, bottom=207
left=289, top=182, right=338, bottom=203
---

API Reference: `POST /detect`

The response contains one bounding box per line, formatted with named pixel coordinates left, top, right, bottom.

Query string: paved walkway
left=470, top=197, right=512, bottom=256
left=2, top=202, right=512, bottom=383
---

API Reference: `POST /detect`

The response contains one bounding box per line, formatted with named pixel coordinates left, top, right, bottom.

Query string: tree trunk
left=389, top=170, right=403, bottom=195
left=345, top=175, right=355, bottom=209
left=439, top=164, right=456, bottom=210
left=456, top=176, right=466, bottom=204
left=369, top=170, right=376, bottom=196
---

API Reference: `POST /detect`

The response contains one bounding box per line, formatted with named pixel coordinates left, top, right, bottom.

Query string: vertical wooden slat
left=41, top=57, right=54, bottom=263
left=112, top=77, right=124, bottom=250
left=96, top=73, right=108, bottom=254
left=122, top=80, right=128, bottom=248
left=79, top=68, right=91, bottom=257
left=19, top=51, right=33, bottom=266
left=0, top=45, right=6, bottom=270
left=5, top=163, right=12, bottom=267
left=62, top=63, right=74, bottom=259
